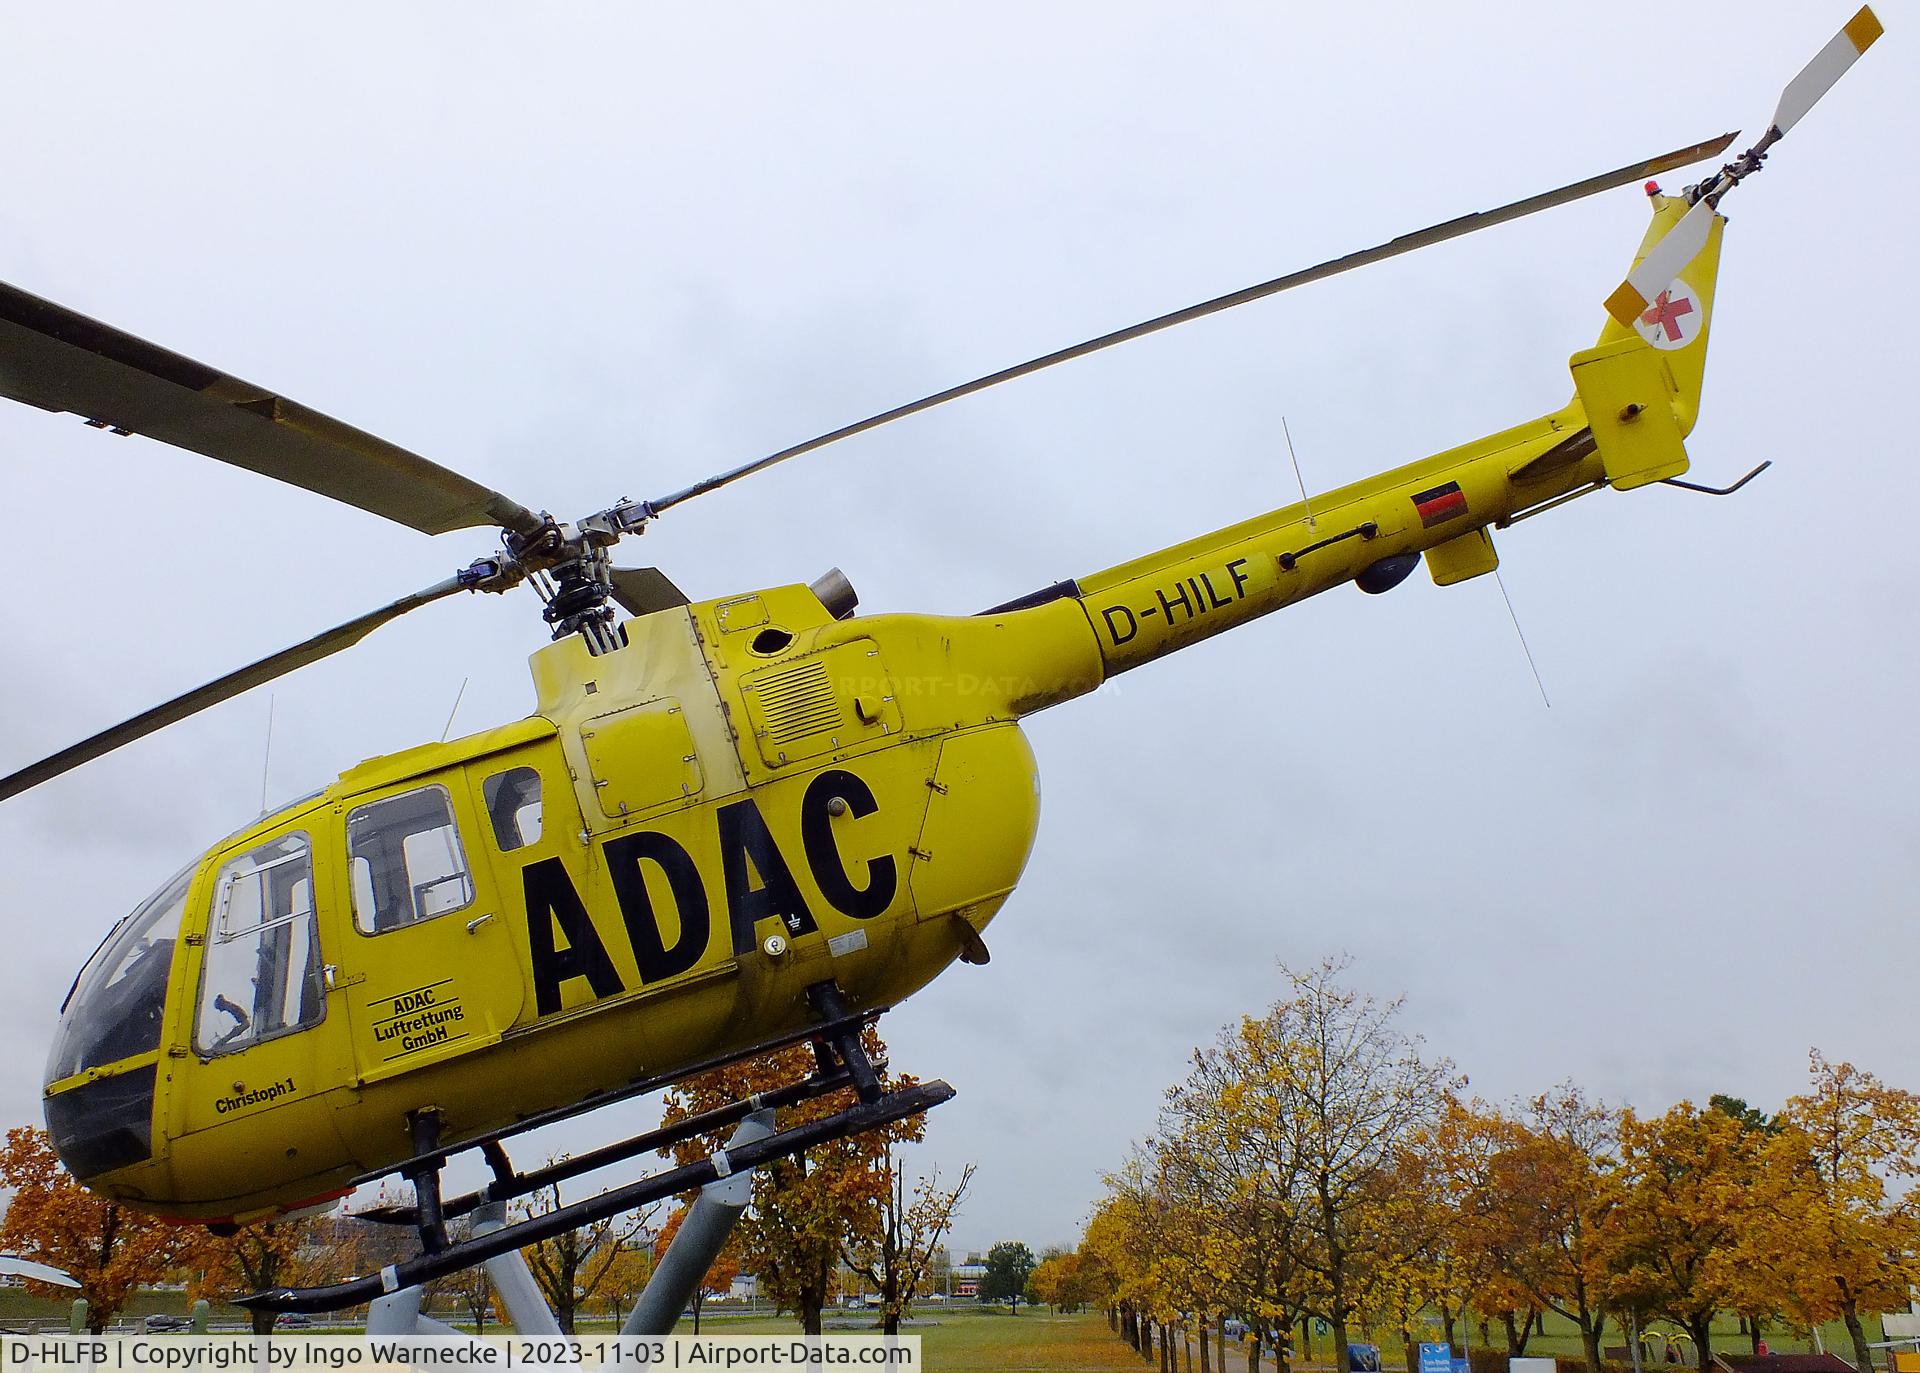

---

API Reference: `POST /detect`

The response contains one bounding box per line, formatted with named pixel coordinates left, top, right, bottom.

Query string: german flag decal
left=1412, top=480, right=1468, bottom=528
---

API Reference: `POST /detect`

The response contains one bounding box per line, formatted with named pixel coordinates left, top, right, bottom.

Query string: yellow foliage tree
left=1160, top=1021, right=1311, bottom=1373
left=1602, top=1101, right=1761, bottom=1367
left=0, top=1126, right=184, bottom=1333
left=1085, top=1184, right=1170, bottom=1363
left=1481, top=1086, right=1621, bottom=1373
left=1748, top=1053, right=1920, bottom=1373
left=1250, top=960, right=1455, bottom=1373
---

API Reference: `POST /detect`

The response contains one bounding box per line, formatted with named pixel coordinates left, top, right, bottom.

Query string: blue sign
left=1420, top=1344, right=1453, bottom=1373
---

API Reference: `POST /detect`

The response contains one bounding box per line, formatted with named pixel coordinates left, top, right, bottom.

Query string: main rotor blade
left=644, top=131, right=1736, bottom=515
left=0, top=1257, right=79, bottom=1288
left=0, top=282, right=543, bottom=539
left=0, top=576, right=471, bottom=804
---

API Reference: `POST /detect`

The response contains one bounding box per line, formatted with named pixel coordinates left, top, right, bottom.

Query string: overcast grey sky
left=1, top=2, right=1914, bottom=1262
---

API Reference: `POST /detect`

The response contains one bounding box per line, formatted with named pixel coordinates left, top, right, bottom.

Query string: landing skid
left=240, top=988, right=952, bottom=1327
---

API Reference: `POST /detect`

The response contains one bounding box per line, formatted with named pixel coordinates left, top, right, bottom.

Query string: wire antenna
left=441, top=677, right=471, bottom=742
left=260, top=694, right=276, bottom=813
left=1281, top=416, right=1316, bottom=528
left=1493, top=569, right=1550, bottom=708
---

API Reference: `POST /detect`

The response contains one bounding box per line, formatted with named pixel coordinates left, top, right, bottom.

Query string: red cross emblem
left=1640, top=289, right=1695, bottom=342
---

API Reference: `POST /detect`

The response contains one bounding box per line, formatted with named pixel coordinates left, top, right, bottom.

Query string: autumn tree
left=1480, top=1086, right=1621, bottom=1373
left=0, top=1127, right=183, bottom=1333
left=594, top=1241, right=656, bottom=1327
left=1603, top=1101, right=1762, bottom=1366
left=1702, top=1095, right=1795, bottom=1354
left=1085, top=1190, right=1163, bottom=1358
left=513, top=1176, right=653, bottom=1333
left=653, top=1203, right=737, bottom=1333
left=182, top=1216, right=356, bottom=1334
left=1030, top=1252, right=1086, bottom=1312
left=1258, top=959, right=1455, bottom=1373
left=660, top=1025, right=926, bottom=1335
left=1756, top=1053, right=1920, bottom=1373
left=843, top=1156, right=973, bottom=1334
left=1159, top=1023, right=1311, bottom=1373
left=444, top=1255, right=498, bottom=1333
left=1093, top=1156, right=1193, bottom=1372
left=1411, top=1100, right=1544, bottom=1359
left=1075, top=1244, right=1118, bottom=1320
left=1383, top=1104, right=1507, bottom=1373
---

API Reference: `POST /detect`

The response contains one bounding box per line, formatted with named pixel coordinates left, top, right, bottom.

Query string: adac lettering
left=523, top=771, right=898, bottom=1017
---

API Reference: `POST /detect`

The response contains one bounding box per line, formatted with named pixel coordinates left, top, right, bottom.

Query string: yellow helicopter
left=0, top=8, right=1881, bottom=1312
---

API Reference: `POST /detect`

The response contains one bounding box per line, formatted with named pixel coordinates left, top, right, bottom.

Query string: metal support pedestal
left=624, top=1109, right=774, bottom=1335
left=357, top=1110, right=774, bottom=1339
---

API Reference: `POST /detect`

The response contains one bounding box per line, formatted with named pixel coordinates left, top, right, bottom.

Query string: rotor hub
left=538, top=547, right=625, bottom=654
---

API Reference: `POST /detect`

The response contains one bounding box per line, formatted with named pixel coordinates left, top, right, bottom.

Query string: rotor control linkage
left=241, top=1078, right=956, bottom=1314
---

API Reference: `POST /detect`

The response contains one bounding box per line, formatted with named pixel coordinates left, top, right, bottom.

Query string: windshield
left=45, top=862, right=194, bottom=1083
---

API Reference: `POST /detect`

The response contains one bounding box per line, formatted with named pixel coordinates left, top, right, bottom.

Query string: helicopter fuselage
left=41, top=195, right=1721, bottom=1224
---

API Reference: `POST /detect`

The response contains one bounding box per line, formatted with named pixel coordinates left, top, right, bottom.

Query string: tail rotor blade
left=1606, top=6, right=1884, bottom=326
left=1605, top=197, right=1718, bottom=327
left=1772, top=6, right=1883, bottom=137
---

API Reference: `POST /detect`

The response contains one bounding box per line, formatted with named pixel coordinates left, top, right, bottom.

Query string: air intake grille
left=753, top=659, right=842, bottom=745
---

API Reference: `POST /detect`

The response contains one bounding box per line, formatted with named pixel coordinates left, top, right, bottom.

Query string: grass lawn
left=2, top=1292, right=1898, bottom=1372
left=655, top=1307, right=1161, bottom=1371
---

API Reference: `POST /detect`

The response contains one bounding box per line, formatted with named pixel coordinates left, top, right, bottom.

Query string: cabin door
left=168, top=822, right=352, bottom=1206
left=335, top=774, right=527, bottom=1086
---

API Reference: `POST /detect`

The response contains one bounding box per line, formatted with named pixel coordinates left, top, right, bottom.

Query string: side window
left=483, top=767, right=543, bottom=852
left=196, top=833, right=323, bottom=1056
left=348, top=785, right=474, bottom=934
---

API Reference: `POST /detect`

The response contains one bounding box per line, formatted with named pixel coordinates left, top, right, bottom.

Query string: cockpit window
left=348, top=785, right=474, bottom=933
left=46, top=863, right=194, bottom=1083
left=483, top=767, right=543, bottom=851
left=195, top=832, right=324, bottom=1056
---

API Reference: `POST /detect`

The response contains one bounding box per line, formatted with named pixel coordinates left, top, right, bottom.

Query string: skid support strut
left=357, top=1111, right=772, bottom=1340
left=807, top=983, right=882, bottom=1103
left=243, top=1002, right=952, bottom=1318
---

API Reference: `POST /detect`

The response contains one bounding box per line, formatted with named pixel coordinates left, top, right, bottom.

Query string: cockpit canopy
left=47, top=863, right=191, bottom=1083
left=43, top=862, right=193, bottom=1179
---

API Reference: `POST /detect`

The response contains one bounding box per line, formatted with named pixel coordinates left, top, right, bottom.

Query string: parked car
left=143, top=1314, right=191, bottom=1333
left=275, top=1313, right=313, bottom=1329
